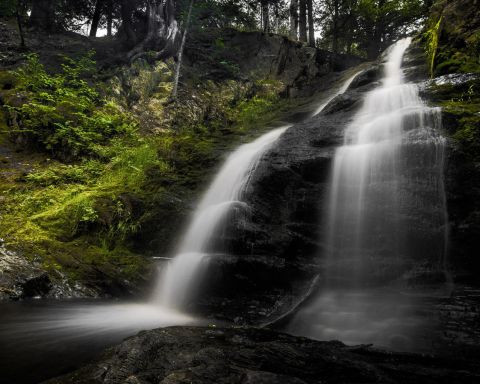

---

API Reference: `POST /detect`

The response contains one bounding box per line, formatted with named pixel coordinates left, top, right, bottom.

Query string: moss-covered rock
left=427, top=0, right=480, bottom=76
left=420, top=0, right=480, bottom=280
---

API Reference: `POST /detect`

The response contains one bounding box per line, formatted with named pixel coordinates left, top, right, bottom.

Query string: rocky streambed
left=46, top=326, right=480, bottom=384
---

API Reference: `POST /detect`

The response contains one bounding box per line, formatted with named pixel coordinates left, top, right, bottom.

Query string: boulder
left=46, top=326, right=480, bottom=384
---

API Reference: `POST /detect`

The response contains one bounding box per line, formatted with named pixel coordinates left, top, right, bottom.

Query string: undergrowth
left=0, top=51, right=295, bottom=292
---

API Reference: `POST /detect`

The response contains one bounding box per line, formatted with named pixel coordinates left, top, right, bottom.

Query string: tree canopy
left=0, top=0, right=429, bottom=59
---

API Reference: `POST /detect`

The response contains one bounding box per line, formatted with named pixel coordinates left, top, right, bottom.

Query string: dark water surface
left=0, top=300, right=196, bottom=384
left=1, top=287, right=479, bottom=384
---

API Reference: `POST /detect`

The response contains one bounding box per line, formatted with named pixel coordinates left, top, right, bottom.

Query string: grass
left=0, top=54, right=303, bottom=294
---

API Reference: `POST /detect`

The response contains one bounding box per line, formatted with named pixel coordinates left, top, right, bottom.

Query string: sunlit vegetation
left=0, top=51, right=294, bottom=286
left=424, top=16, right=442, bottom=77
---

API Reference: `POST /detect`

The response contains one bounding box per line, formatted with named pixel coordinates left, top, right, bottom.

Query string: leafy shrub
left=5, top=53, right=135, bottom=159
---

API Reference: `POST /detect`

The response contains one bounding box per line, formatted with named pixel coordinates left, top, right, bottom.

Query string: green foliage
left=181, top=0, right=257, bottom=31
left=431, top=78, right=480, bottom=161
left=423, top=1, right=480, bottom=76
left=0, top=39, right=297, bottom=292
left=233, top=79, right=284, bottom=131
left=24, top=161, right=102, bottom=186
left=424, top=16, right=442, bottom=77
left=318, top=0, right=425, bottom=57
left=4, top=53, right=135, bottom=159
left=0, top=0, right=16, bottom=17
left=167, top=77, right=286, bottom=137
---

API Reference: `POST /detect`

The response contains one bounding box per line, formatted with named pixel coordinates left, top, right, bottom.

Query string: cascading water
left=156, top=73, right=361, bottom=310
left=325, top=37, right=447, bottom=285
left=0, top=71, right=369, bottom=384
left=312, top=72, right=359, bottom=116
left=287, top=38, right=449, bottom=350
left=156, top=126, right=289, bottom=308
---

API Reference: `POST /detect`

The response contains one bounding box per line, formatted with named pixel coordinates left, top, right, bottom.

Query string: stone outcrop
left=185, top=28, right=364, bottom=98
left=46, top=326, right=480, bottom=384
left=0, top=240, right=99, bottom=300
left=184, top=44, right=461, bottom=323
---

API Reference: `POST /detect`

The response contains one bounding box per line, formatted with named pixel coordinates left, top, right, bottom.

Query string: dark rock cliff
left=185, top=28, right=364, bottom=98
left=421, top=0, right=480, bottom=282
left=46, top=326, right=480, bottom=384
left=188, top=44, right=465, bottom=323
left=183, top=68, right=379, bottom=323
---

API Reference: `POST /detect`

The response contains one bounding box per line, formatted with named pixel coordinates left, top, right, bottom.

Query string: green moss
left=424, top=16, right=442, bottom=77
left=434, top=78, right=480, bottom=161
left=422, top=0, right=480, bottom=76
left=435, top=50, right=480, bottom=75
left=0, top=49, right=304, bottom=294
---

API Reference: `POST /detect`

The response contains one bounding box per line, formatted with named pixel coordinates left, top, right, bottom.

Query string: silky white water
left=156, top=126, right=289, bottom=308
left=325, top=37, right=447, bottom=284
left=288, top=38, right=449, bottom=349
left=312, top=72, right=359, bottom=116
left=157, top=74, right=361, bottom=310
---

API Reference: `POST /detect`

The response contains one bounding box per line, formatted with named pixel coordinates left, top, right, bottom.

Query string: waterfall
left=155, top=126, right=289, bottom=308
left=287, top=38, right=449, bottom=350
left=156, top=73, right=361, bottom=310
left=325, top=37, right=447, bottom=285
left=312, top=73, right=359, bottom=116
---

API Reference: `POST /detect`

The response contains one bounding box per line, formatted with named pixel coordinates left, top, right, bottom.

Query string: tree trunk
left=89, top=0, right=104, bottom=37
left=127, top=0, right=181, bottom=63
left=289, top=0, right=298, bottom=40
left=299, top=0, right=307, bottom=42
left=106, top=0, right=113, bottom=36
left=172, top=0, right=194, bottom=99
left=372, top=0, right=386, bottom=58
left=15, top=1, right=26, bottom=48
left=307, top=0, right=314, bottom=47
left=120, top=0, right=137, bottom=46
left=332, top=0, right=339, bottom=53
left=261, top=0, right=269, bottom=33
left=16, top=12, right=25, bottom=47
left=274, top=1, right=280, bottom=33
left=30, top=0, right=55, bottom=32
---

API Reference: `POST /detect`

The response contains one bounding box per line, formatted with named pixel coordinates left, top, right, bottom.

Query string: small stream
left=2, top=286, right=480, bottom=383
left=0, top=300, right=199, bottom=384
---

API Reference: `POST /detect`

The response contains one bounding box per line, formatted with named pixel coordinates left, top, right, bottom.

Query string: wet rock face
left=0, top=244, right=50, bottom=299
left=188, top=46, right=458, bottom=320
left=417, top=54, right=480, bottom=281
left=187, top=83, right=370, bottom=321
left=0, top=241, right=99, bottom=300
left=47, top=326, right=480, bottom=384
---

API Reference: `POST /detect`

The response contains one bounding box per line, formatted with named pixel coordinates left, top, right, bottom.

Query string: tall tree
left=30, top=0, right=56, bottom=32
left=289, top=0, right=298, bottom=39
left=261, top=0, right=270, bottom=32
left=89, top=0, right=104, bottom=37
left=331, top=0, right=339, bottom=53
left=120, top=0, right=137, bottom=46
left=299, top=0, right=307, bottom=42
left=355, top=0, right=424, bottom=59
left=127, top=0, right=181, bottom=62
left=16, top=0, right=25, bottom=47
left=307, top=0, right=314, bottom=47
left=0, top=0, right=26, bottom=47
left=172, top=0, right=195, bottom=99
left=106, top=0, right=113, bottom=36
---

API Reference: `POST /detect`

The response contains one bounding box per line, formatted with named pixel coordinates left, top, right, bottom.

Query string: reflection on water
left=0, top=300, right=196, bottom=384
left=286, top=288, right=437, bottom=352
